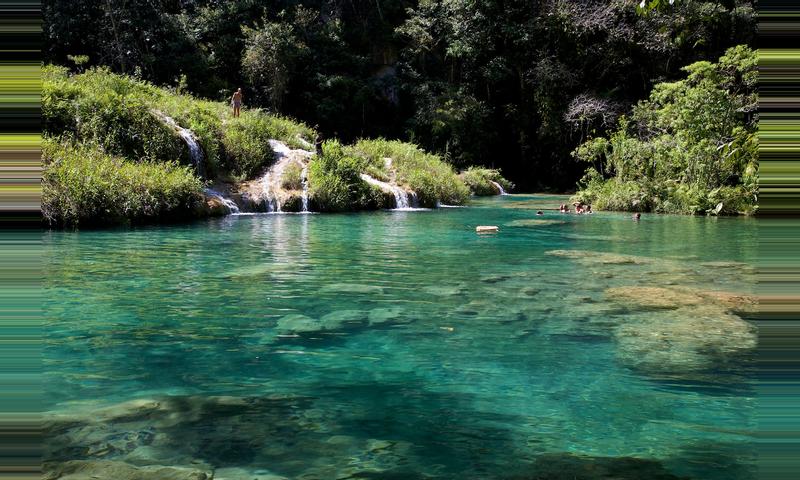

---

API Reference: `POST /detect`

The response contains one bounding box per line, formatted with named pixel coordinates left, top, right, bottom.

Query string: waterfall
left=260, top=140, right=314, bottom=213
left=300, top=164, right=310, bottom=213
left=360, top=173, right=416, bottom=210
left=490, top=180, right=508, bottom=195
left=156, top=111, right=241, bottom=215
left=204, top=188, right=240, bottom=214
left=262, top=172, right=278, bottom=212
left=155, top=112, right=205, bottom=177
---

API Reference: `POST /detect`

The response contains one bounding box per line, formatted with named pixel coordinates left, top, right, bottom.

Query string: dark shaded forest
left=44, top=0, right=755, bottom=190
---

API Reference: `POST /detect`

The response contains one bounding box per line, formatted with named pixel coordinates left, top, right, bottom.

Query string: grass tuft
left=42, top=137, right=204, bottom=227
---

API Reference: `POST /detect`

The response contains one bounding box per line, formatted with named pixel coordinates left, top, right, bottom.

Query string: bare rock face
left=43, top=460, right=210, bottom=480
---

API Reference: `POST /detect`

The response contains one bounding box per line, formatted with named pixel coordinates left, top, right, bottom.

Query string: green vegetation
left=460, top=168, right=514, bottom=196
left=346, top=139, right=470, bottom=207
left=42, top=66, right=320, bottom=226
left=43, top=65, right=314, bottom=181
left=42, top=138, right=204, bottom=227
left=572, top=46, right=757, bottom=215
left=42, top=0, right=758, bottom=220
left=308, top=140, right=387, bottom=212
left=43, top=65, right=501, bottom=225
left=44, top=0, right=754, bottom=191
left=281, top=162, right=304, bottom=191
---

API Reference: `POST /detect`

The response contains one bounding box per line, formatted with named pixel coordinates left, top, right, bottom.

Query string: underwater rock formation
left=44, top=394, right=418, bottom=480
left=613, top=305, right=756, bottom=374
left=507, top=452, right=689, bottom=480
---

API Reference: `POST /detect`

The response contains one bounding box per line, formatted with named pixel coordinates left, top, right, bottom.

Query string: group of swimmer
left=549, top=203, right=641, bottom=221
left=558, top=203, right=593, bottom=214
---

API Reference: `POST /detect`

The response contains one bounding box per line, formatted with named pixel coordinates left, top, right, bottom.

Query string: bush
left=43, top=66, right=313, bottom=182
left=281, top=162, right=304, bottom=190
left=43, top=66, right=186, bottom=164
left=308, top=140, right=385, bottom=212
left=572, top=46, right=757, bottom=215
left=42, top=137, right=204, bottom=227
left=347, top=138, right=469, bottom=206
left=460, top=167, right=514, bottom=195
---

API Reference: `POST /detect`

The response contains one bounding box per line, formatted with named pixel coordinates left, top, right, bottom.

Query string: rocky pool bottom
left=44, top=195, right=758, bottom=479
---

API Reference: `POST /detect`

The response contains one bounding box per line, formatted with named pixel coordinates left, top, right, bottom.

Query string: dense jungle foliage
left=44, top=0, right=755, bottom=191
left=572, top=45, right=757, bottom=214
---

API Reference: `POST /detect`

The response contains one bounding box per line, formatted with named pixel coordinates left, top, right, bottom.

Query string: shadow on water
left=46, top=379, right=530, bottom=479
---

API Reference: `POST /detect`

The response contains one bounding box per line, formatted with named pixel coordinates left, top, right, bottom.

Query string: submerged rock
left=223, top=263, right=290, bottom=278
left=506, top=219, right=565, bottom=227
left=699, top=260, right=751, bottom=269
left=521, top=287, right=540, bottom=297
left=421, top=285, right=464, bottom=297
left=214, top=467, right=288, bottom=480
left=275, top=314, right=320, bottom=334
left=546, top=250, right=651, bottom=265
left=480, top=273, right=513, bottom=284
left=507, top=452, right=687, bottom=480
left=43, top=460, right=210, bottom=480
left=319, top=309, right=368, bottom=329
left=319, top=283, right=385, bottom=295
left=604, top=286, right=705, bottom=310
left=368, top=307, right=408, bottom=326
left=604, top=286, right=757, bottom=315
left=46, top=394, right=314, bottom=478
left=702, top=290, right=757, bottom=315
left=613, top=305, right=756, bottom=374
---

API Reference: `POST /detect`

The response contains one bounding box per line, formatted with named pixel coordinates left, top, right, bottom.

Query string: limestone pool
left=44, top=195, right=758, bottom=480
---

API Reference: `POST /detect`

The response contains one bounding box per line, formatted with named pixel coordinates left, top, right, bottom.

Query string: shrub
left=460, top=167, right=514, bottom=195
left=43, top=66, right=313, bottom=182
left=281, top=162, right=304, bottom=190
left=220, top=115, right=277, bottom=181
left=347, top=138, right=469, bottom=206
left=42, top=137, right=204, bottom=227
left=308, top=140, right=384, bottom=212
left=572, top=46, right=757, bottom=215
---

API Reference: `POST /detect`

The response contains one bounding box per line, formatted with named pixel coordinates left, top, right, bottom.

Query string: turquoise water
left=44, top=195, right=758, bottom=479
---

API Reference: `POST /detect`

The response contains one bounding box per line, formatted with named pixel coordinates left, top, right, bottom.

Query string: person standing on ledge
left=231, top=88, right=243, bottom=118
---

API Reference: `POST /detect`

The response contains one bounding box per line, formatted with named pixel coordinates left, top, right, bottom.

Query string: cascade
left=156, top=112, right=204, bottom=177
left=359, top=173, right=415, bottom=210
left=490, top=180, right=508, bottom=195
left=203, top=188, right=240, bottom=214
left=300, top=164, right=310, bottom=213
left=156, top=112, right=242, bottom=215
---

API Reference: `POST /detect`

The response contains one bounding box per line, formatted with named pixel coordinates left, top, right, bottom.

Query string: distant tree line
left=44, top=0, right=755, bottom=190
